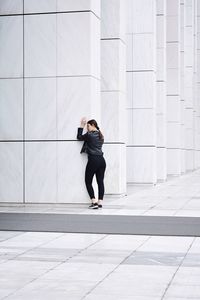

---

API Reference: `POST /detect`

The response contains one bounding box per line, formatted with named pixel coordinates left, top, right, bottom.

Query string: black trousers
left=85, top=155, right=106, bottom=200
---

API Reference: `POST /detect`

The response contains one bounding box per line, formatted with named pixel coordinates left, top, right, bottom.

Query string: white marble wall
left=1, top=0, right=200, bottom=203
left=126, top=0, right=157, bottom=184
left=156, top=0, right=167, bottom=181
left=101, top=0, right=127, bottom=195
left=0, top=1, right=100, bottom=203
left=195, top=0, right=200, bottom=168
left=180, top=0, right=186, bottom=173
left=184, top=0, right=195, bottom=171
left=166, top=0, right=182, bottom=175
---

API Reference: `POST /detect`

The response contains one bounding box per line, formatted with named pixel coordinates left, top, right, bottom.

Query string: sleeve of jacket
left=77, top=127, right=88, bottom=141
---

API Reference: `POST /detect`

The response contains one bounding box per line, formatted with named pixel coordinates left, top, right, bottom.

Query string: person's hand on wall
left=80, top=117, right=87, bottom=128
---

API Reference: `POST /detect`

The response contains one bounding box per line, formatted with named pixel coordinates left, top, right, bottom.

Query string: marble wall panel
left=25, top=142, right=57, bottom=203
left=24, top=14, right=56, bottom=77
left=132, top=72, right=156, bottom=108
left=57, top=77, right=100, bottom=140
left=127, top=146, right=156, bottom=183
left=167, top=122, right=181, bottom=148
left=57, top=12, right=99, bottom=77
left=24, top=78, right=56, bottom=140
left=167, top=96, right=181, bottom=122
left=0, top=79, right=23, bottom=140
left=132, top=33, right=155, bottom=70
left=131, top=109, right=156, bottom=145
left=0, top=16, right=23, bottom=78
left=0, top=142, right=23, bottom=202
left=0, top=0, right=23, bottom=14
left=101, top=39, right=125, bottom=91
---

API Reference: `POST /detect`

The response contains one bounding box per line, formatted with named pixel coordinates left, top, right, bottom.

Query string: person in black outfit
left=77, top=118, right=106, bottom=209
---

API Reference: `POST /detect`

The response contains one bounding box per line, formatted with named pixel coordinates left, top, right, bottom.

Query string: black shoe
left=98, top=204, right=103, bottom=209
left=88, top=203, right=98, bottom=209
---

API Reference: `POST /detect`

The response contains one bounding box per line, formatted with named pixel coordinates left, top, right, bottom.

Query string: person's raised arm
left=77, top=117, right=88, bottom=141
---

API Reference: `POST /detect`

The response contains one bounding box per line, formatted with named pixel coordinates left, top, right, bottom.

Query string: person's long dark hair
left=87, top=119, right=104, bottom=141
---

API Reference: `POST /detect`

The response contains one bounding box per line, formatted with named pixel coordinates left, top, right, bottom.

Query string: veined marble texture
left=185, top=149, right=194, bottom=170
left=167, top=122, right=181, bottom=148
left=157, top=114, right=166, bottom=147
left=0, top=79, right=23, bottom=140
left=101, top=39, right=126, bottom=91
left=57, top=76, right=100, bottom=140
left=181, top=148, right=186, bottom=173
left=126, top=72, right=133, bottom=109
left=167, top=96, right=181, bottom=123
left=0, top=142, right=23, bottom=202
left=101, top=0, right=126, bottom=41
left=0, top=0, right=23, bottom=15
left=24, top=78, right=57, bottom=140
left=103, top=143, right=126, bottom=194
left=126, top=34, right=133, bottom=71
left=157, top=147, right=167, bottom=181
left=127, top=0, right=155, bottom=34
left=132, top=33, right=155, bottom=71
left=0, top=16, right=23, bottom=78
left=185, top=27, right=193, bottom=47
left=157, top=48, right=166, bottom=81
left=185, top=108, right=194, bottom=128
left=57, top=141, right=89, bottom=203
left=156, top=15, right=166, bottom=49
left=167, top=68, right=180, bottom=94
left=184, top=86, right=193, bottom=107
left=24, top=14, right=56, bottom=77
left=185, top=5, right=193, bottom=27
left=167, top=149, right=182, bottom=175
left=157, top=81, right=166, bottom=115
left=184, top=67, right=193, bottom=88
left=185, top=128, right=194, bottom=149
left=132, top=72, right=156, bottom=108
left=101, top=91, right=126, bottom=143
left=166, top=16, right=180, bottom=42
left=25, top=142, right=57, bottom=203
left=57, top=12, right=100, bottom=77
left=184, top=46, right=194, bottom=66
left=166, top=42, right=180, bottom=69
left=166, top=0, right=180, bottom=16
left=127, top=146, right=156, bottom=183
left=131, top=109, right=156, bottom=145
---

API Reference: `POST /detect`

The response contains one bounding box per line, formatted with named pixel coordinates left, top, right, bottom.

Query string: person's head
left=87, top=119, right=104, bottom=140
left=87, top=119, right=99, bottom=132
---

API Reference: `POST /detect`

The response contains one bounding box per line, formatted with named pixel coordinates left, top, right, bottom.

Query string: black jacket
left=77, top=127, right=104, bottom=156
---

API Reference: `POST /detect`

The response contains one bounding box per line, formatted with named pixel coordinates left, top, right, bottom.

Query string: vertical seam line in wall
left=23, top=0, right=25, bottom=204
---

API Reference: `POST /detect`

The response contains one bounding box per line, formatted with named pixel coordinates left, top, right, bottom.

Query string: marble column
left=180, top=0, right=186, bottom=173
left=101, top=0, right=127, bottom=195
left=184, top=0, right=195, bottom=171
left=126, top=0, right=157, bottom=184
left=0, top=1, right=23, bottom=202
left=195, top=0, right=200, bottom=167
left=156, top=0, right=167, bottom=182
left=166, top=0, right=182, bottom=176
left=0, top=1, right=101, bottom=203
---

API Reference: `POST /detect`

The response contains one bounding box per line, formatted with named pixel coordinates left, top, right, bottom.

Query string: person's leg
left=85, top=158, right=98, bottom=207
left=96, top=157, right=106, bottom=206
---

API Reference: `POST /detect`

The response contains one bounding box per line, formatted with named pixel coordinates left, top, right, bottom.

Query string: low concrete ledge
left=0, top=213, right=200, bottom=237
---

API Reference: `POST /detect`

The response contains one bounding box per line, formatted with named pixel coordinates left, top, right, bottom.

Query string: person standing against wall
left=77, top=118, right=106, bottom=209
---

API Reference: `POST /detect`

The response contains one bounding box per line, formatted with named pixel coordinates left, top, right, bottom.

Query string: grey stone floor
left=0, top=231, right=200, bottom=299
left=1, top=170, right=200, bottom=299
